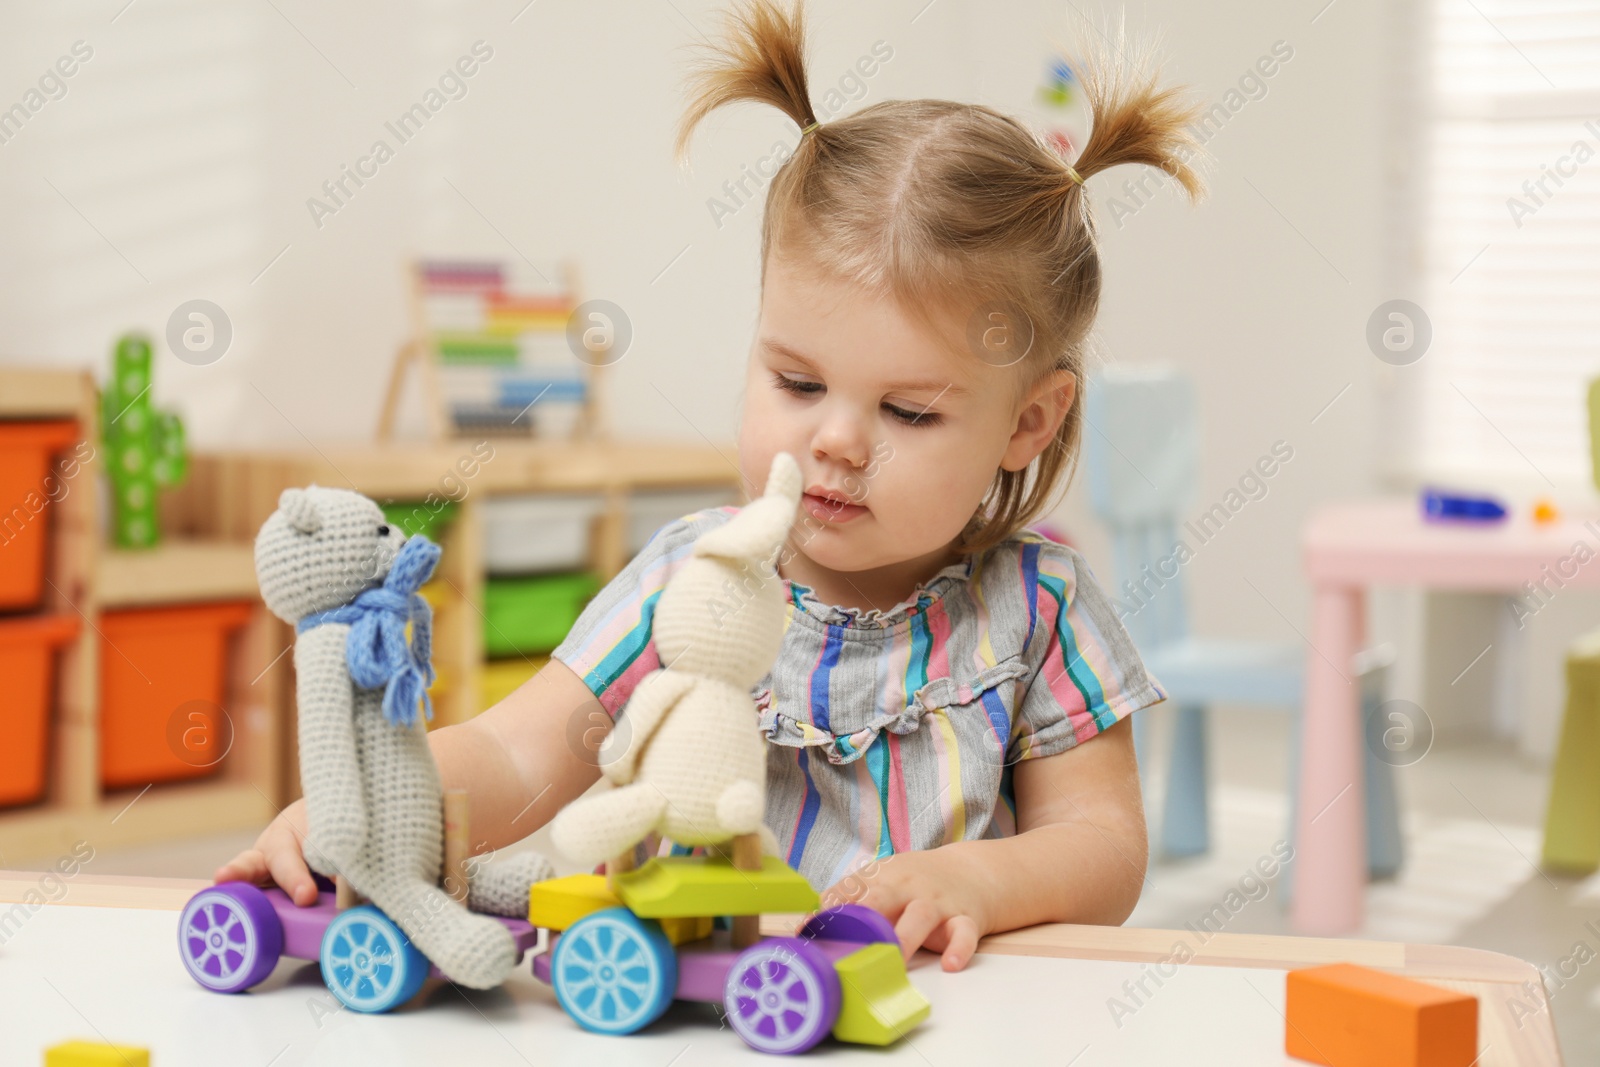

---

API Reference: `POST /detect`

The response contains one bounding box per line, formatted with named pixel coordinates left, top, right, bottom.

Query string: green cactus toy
left=102, top=333, right=188, bottom=548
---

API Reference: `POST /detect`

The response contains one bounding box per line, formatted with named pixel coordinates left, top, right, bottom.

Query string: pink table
left=1295, top=497, right=1599, bottom=934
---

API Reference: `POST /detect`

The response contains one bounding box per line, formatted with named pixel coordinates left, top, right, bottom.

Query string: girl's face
left=737, top=250, right=1071, bottom=576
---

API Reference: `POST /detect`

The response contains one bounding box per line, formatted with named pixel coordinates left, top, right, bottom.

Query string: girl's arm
left=981, top=713, right=1148, bottom=925
left=431, top=657, right=611, bottom=852
left=215, top=657, right=609, bottom=901
left=818, top=716, right=1147, bottom=971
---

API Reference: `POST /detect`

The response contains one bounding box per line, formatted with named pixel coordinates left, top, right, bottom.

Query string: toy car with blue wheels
left=178, top=872, right=540, bottom=1013
left=528, top=853, right=931, bottom=1054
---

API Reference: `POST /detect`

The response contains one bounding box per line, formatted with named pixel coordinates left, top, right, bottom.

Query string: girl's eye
left=771, top=371, right=822, bottom=396
left=885, top=403, right=942, bottom=428
left=772, top=370, right=943, bottom=427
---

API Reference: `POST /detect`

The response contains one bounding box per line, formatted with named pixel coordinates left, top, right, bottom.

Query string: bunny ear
left=279, top=487, right=322, bottom=534
left=763, top=452, right=802, bottom=505
left=693, top=453, right=802, bottom=563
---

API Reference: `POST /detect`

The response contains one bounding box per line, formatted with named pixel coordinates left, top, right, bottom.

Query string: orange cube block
left=1285, top=963, right=1478, bottom=1067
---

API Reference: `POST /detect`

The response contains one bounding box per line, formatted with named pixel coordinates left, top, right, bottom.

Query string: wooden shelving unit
left=0, top=369, right=285, bottom=864
left=99, top=541, right=258, bottom=608
left=1, top=365, right=741, bottom=859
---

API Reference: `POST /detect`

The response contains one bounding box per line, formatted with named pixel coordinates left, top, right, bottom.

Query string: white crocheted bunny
left=550, top=452, right=802, bottom=868
left=255, top=485, right=554, bottom=990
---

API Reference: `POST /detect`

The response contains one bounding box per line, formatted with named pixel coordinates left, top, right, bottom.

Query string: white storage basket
left=483, top=492, right=606, bottom=574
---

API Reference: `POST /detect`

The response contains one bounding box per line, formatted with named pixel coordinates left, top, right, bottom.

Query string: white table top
left=0, top=874, right=1562, bottom=1066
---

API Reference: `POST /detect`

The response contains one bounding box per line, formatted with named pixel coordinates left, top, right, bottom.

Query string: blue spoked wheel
left=551, top=907, right=677, bottom=1035
left=318, top=905, right=430, bottom=1013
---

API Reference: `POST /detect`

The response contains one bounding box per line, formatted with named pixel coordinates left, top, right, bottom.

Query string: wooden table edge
left=3, top=871, right=1544, bottom=982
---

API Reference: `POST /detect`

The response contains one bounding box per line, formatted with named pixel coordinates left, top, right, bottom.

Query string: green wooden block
left=1544, top=630, right=1600, bottom=873
left=614, top=854, right=819, bottom=918
left=831, top=942, right=931, bottom=1046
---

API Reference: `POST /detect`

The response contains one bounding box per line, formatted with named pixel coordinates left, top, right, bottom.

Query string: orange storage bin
left=0, top=420, right=81, bottom=612
left=99, top=600, right=253, bottom=789
left=0, top=613, right=81, bottom=807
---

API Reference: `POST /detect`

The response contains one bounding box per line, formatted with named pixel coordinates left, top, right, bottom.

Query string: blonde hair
left=675, top=0, right=1206, bottom=556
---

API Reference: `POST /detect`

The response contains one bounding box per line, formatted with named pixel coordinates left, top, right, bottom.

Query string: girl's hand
left=213, top=797, right=320, bottom=908
left=817, top=848, right=992, bottom=972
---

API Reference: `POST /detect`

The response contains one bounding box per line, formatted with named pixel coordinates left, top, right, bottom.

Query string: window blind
left=1410, top=0, right=1600, bottom=490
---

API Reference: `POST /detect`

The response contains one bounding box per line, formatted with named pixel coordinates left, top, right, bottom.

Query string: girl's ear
left=1001, top=369, right=1077, bottom=472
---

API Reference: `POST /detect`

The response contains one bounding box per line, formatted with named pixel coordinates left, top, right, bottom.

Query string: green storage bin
left=382, top=499, right=459, bottom=542
left=484, top=571, right=601, bottom=657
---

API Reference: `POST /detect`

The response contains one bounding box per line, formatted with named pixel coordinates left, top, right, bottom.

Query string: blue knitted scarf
left=295, top=535, right=441, bottom=728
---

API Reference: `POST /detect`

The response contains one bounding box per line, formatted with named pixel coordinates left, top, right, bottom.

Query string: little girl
left=218, top=0, right=1206, bottom=973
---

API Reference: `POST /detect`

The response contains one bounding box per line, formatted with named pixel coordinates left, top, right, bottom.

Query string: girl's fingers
left=266, top=846, right=317, bottom=907
left=216, top=802, right=318, bottom=906
left=892, top=899, right=947, bottom=963
left=247, top=815, right=317, bottom=906
left=938, top=914, right=981, bottom=971
left=843, top=878, right=899, bottom=919
left=212, top=849, right=263, bottom=885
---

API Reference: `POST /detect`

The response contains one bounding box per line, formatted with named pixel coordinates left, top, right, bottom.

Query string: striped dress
left=550, top=505, right=1165, bottom=892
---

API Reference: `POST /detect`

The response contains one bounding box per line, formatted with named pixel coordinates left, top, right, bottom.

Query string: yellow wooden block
left=527, top=873, right=621, bottom=930
left=45, top=1041, right=150, bottom=1067
left=658, top=914, right=715, bottom=946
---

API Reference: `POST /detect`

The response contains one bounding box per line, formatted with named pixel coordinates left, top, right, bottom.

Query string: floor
left=7, top=706, right=1596, bottom=1059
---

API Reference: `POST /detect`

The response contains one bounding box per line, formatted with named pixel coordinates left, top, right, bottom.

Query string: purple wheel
left=799, top=903, right=898, bottom=947
left=178, top=882, right=283, bottom=993
left=723, top=937, right=840, bottom=1054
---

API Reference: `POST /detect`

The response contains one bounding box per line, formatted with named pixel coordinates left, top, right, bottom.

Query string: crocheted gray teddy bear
left=255, top=484, right=553, bottom=990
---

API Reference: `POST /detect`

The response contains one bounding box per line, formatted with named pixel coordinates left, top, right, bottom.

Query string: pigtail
left=951, top=30, right=1209, bottom=557
left=1062, top=25, right=1207, bottom=202
left=673, top=0, right=818, bottom=166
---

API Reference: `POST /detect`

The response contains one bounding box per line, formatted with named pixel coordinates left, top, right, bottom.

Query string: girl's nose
left=810, top=409, right=871, bottom=471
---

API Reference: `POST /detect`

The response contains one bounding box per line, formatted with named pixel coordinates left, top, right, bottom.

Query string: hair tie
left=1065, top=165, right=1085, bottom=186
left=801, top=120, right=820, bottom=136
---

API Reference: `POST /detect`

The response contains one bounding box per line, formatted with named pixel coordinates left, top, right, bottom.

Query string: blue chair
left=1082, top=367, right=1403, bottom=883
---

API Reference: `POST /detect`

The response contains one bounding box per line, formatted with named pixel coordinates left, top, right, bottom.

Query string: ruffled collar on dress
left=780, top=555, right=976, bottom=630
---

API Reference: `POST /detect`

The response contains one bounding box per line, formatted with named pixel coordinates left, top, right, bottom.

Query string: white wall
left=0, top=0, right=1583, bottom=761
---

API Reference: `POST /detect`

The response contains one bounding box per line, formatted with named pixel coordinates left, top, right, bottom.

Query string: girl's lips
left=802, top=492, right=867, bottom=524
